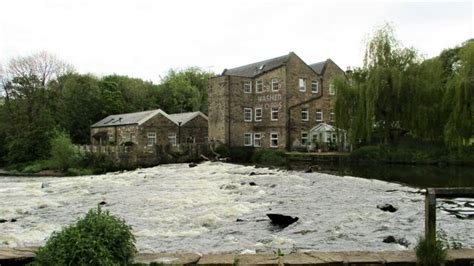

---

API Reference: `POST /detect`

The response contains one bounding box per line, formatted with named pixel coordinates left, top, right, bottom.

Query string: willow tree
left=335, top=23, right=419, bottom=144
left=444, top=40, right=474, bottom=148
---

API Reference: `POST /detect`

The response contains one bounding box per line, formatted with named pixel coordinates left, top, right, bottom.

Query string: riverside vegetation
left=0, top=23, right=472, bottom=174
left=32, top=206, right=136, bottom=266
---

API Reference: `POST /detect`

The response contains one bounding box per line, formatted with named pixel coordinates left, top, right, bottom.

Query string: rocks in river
left=236, top=218, right=245, bottom=222
left=267, top=213, right=299, bottom=228
left=99, top=201, right=107, bottom=205
left=377, top=204, right=398, bottom=212
left=249, top=182, right=257, bottom=186
left=382, top=236, right=396, bottom=243
left=304, top=167, right=313, bottom=173
left=249, top=172, right=256, bottom=176
left=269, top=184, right=277, bottom=188
left=221, top=184, right=238, bottom=190
left=0, top=218, right=17, bottom=223
left=383, top=236, right=410, bottom=247
left=188, top=163, right=198, bottom=168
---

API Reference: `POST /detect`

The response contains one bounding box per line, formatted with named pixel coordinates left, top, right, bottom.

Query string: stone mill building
left=208, top=52, right=347, bottom=150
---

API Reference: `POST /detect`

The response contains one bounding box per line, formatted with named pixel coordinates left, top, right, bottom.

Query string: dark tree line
left=0, top=53, right=213, bottom=165
left=334, top=24, right=473, bottom=150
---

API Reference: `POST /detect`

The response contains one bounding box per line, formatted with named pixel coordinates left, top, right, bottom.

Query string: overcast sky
left=1, top=0, right=472, bottom=83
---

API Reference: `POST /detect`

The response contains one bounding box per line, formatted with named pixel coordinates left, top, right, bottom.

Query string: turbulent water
left=0, top=162, right=473, bottom=254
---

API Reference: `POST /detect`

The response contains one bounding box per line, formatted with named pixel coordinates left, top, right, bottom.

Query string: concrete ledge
left=132, top=253, right=201, bottom=265
left=1, top=247, right=474, bottom=266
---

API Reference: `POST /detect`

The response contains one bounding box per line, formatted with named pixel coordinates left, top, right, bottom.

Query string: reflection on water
left=297, top=162, right=474, bottom=188
left=0, top=162, right=472, bottom=254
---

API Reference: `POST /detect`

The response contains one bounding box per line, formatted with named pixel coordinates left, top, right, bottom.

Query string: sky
left=0, top=0, right=472, bottom=83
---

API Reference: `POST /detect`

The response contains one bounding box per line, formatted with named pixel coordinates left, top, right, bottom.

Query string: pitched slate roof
left=91, top=109, right=208, bottom=128
left=309, top=60, right=327, bottom=75
left=168, top=111, right=208, bottom=125
left=222, top=53, right=291, bottom=78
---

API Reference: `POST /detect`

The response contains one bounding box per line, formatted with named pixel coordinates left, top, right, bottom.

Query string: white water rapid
left=0, top=162, right=472, bottom=254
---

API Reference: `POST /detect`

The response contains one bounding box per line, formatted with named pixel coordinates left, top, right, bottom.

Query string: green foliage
left=229, top=147, right=255, bottom=163
left=252, top=149, right=287, bottom=166
left=65, top=167, right=94, bottom=176
left=336, top=25, right=473, bottom=150
left=157, top=67, right=213, bottom=114
left=49, top=131, right=81, bottom=171
left=414, top=229, right=462, bottom=265
left=82, top=152, right=118, bottom=174
left=215, top=144, right=230, bottom=158
left=349, top=146, right=387, bottom=161
left=273, top=248, right=284, bottom=257
left=21, top=160, right=53, bottom=173
left=34, top=206, right=136, bottom=266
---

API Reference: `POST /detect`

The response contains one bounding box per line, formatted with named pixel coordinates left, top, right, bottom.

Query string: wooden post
left=425, top=188, right=437, bottom=243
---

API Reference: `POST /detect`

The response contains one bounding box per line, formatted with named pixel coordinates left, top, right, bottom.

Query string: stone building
left=208, top=52, right=347, bottom=150
left=90, top=109, right=208, bottom=151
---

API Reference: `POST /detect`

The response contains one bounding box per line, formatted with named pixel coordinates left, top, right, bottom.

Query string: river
left=0, top=162, right=473, bottom=254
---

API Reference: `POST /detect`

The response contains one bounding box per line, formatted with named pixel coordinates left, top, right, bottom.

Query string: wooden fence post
left=425, top=188, right=437, bottom=243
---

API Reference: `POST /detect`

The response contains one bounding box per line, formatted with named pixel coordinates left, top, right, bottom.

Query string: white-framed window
left=271, top=78, right=279, bottom=91
left=301, top=132, right=309, bottom=146
left=244, top=133, right=252, bottom=146
left=255, top=108, right=262, bottom=122
left=270, top=132, right=278, bottom=148
left=244, top=108, right=252, bottom=122
left=301, top=107, right=309, bottom=121
left=299, top=78, right=306, bottom=92
left=256, top=80, right=263, bottom=93
left=168, top=133, right=177, bottom=146
left=254, top=133, right=261, bottom=147
left=329, top=82, right=336, bottom=95
left=147, top=132, right=156, bottom=146
left=316, top=109, right=323, bottom=122
left=311, top=80, right=319, bottom=93
left=330, top=109, right=335, bottom=122
left=271, top=107, right=279, bottom=121
left=243, top=80, right=252, bottom=93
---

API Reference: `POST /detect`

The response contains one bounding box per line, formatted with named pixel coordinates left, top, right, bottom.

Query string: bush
left=252, top=149, right=287, bottom=166
left=350, top=145, right=387, bottom=161
left=229, top=147, right=255, bottom=162
left=82, top=152, right=118, bottom=174
left=21, top=160, right=53, bottom=173
left=34, top=206, right=136, bottom=265
left=415, top=231, right=449, bottom=265
left=49, top=131, right=82, bottom=171
left=214, top=144, right=230, bottom=158
left=66, top=167, right=94, bottom=176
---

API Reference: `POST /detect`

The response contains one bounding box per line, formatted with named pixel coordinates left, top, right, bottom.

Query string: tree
left=157, top=67, right=214, bottom=114
left=444, top=40, right=474, bottom=148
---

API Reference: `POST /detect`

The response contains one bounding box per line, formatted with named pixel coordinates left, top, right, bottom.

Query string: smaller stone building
left=90, top=109, right=208, bottom=152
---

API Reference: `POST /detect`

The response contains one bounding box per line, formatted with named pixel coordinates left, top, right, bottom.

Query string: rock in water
left=383, top=236, right=396, bottom=243
left=267, top=214, right=299, bottom=228
left=249, top=182, right=257, bottom=186
left=249, top=172, right=256, bottom=176
left=99, top=201, right=107, bottom=205
left=0, top=219, right=7, bottom=223
left=189, top=163, right=198, bottom=168
left=377, top=204, right=398, bottom=212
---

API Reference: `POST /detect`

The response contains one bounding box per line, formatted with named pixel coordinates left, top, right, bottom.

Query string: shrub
left=214, top=144, right=230, bottom=158
left=415, top=231, right=450, bottom=265
left=252, top=149, right=287, bottom=166
left=66, top=167, right=94, bottom=176
left=21, top=160, right=53, bottom=173
left=82, top=152, right=118, bottom=174
left=229, top=147, right=255, bottom=162
left=34, top=206, right=136, bottom=265
left=49, top=131, right=81, bottom=171
left=349, top=145, right=387, bottom=161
